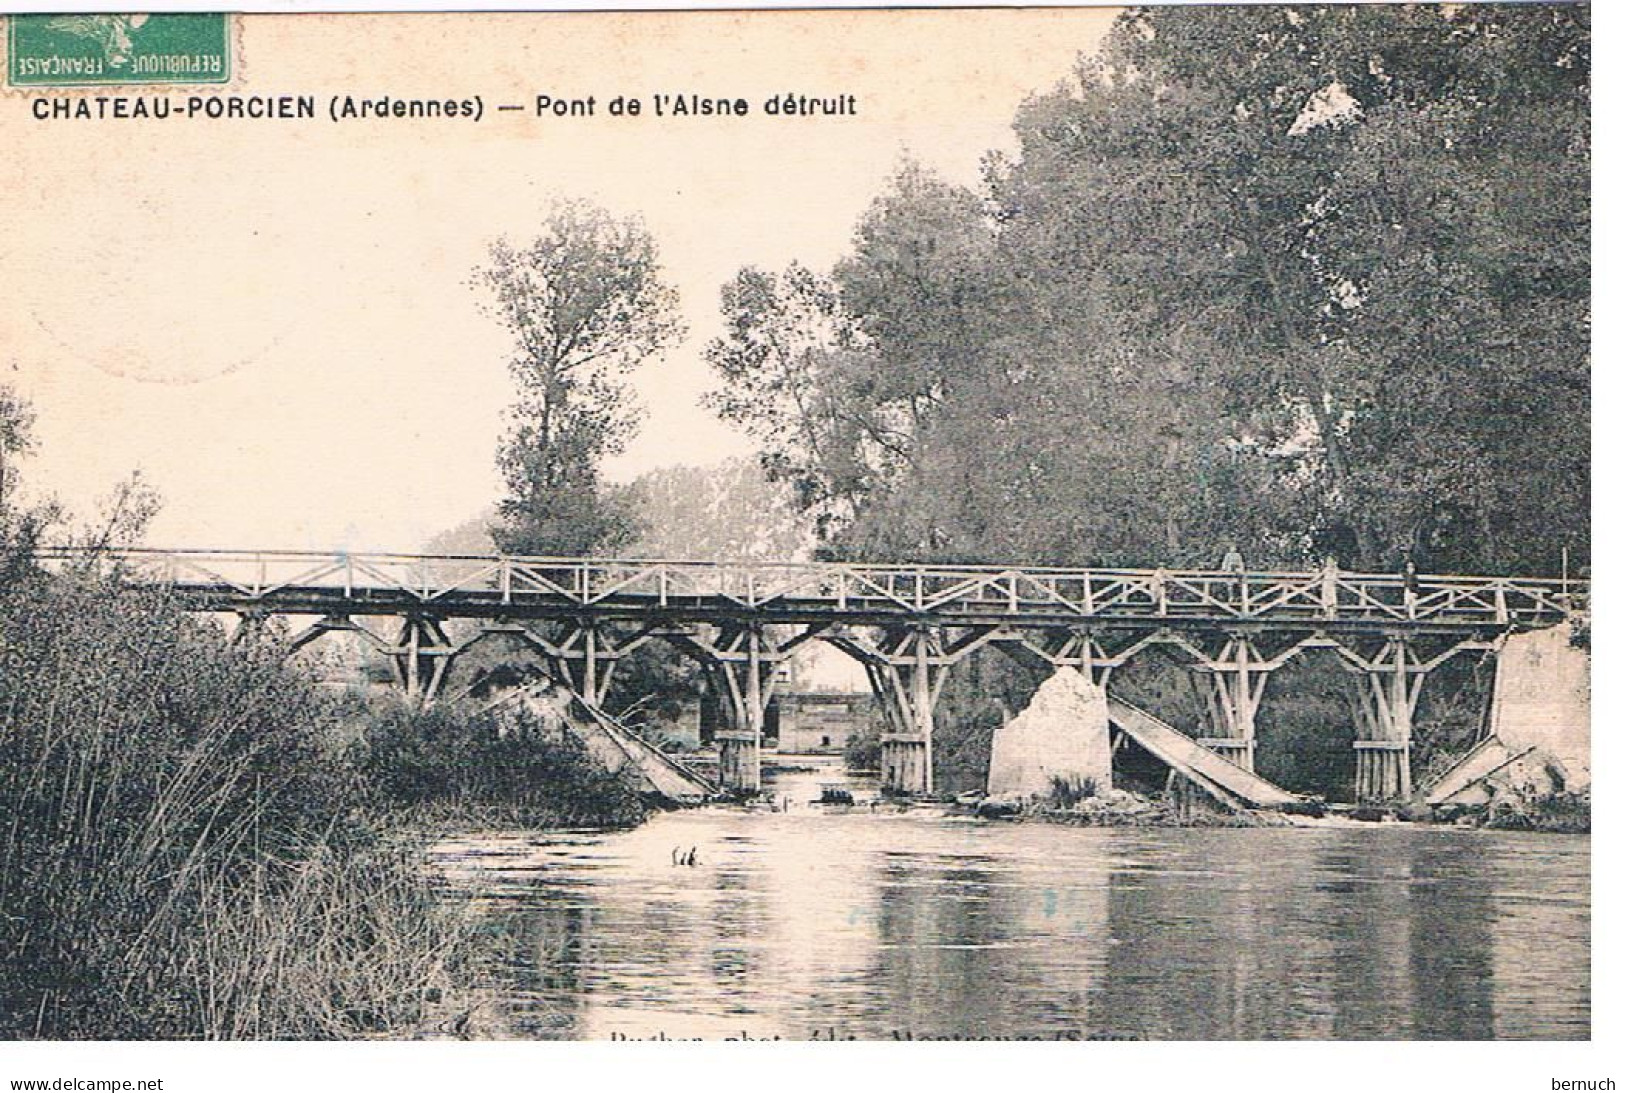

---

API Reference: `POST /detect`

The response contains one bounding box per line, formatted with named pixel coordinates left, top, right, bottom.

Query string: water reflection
left=433, top=759, right=1588, bottom=1041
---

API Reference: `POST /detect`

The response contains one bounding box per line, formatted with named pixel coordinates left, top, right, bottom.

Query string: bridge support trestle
left=1337, top=638, right=1426, bottom=801
left=853, top=627, right=952, bottom=796
left=1330, top=634, right=1493, bottom=802
left=1191, top=635, right=1271, bottom=772
left=542, top=620, right=659, bottom=709
left=390, top=616, right=458, bottom=706
left=676, top=624, right=787, bottom=796
left=715, top=731, right=762, bottom=796
left=991, top=626, right=1120, bottom=687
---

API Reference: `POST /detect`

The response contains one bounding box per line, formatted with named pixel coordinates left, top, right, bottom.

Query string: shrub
left=843, top=725, right=881, bottom=773
left=1477, top=790, right=1591, bottom=834
left=351, top=700, right=648, bottom=829
left=1046, top=774, right=1099, bottom=807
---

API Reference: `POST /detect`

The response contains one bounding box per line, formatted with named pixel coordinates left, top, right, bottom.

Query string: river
left=431, top=756, right=1589, bottom=1041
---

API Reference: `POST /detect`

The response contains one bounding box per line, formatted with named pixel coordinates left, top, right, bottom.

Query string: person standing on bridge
left=1402, top=558, right=1421, bottom=620
left=1220, top=543, right=1246, bottom=607
left=1319, top=556, right=1340, bottom=619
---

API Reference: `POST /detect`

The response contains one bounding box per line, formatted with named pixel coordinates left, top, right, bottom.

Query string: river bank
left=0, top=561, right=656, bottom=1039
left=958, top=787, right=1591, bottom=834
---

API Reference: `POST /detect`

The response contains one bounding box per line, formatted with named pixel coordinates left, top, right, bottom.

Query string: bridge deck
left=36, top=547, right=1578, bottom=634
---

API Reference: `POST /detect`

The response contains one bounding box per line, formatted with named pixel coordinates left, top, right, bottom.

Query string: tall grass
left=0, top=569, right=471, bottom=1038
left=179, top=843, right=474, bottom=1040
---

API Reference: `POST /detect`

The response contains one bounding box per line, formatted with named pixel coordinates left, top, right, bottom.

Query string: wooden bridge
left=37, top=547, right=1582, bottom=803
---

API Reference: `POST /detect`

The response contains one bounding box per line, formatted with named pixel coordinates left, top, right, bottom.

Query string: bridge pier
left=871, top=628, right=948, bottom=796
left=390, top=616, right=458, bottom=706
left=1343, top=638, right=1426, bottom=801
left=715, top=731, right=762, bottom=794
left=1192, top=635, right=1270, bottom=772
left=828, top=624, right=955, bottom=795
left=879, top=735, right=931, bottom=795
left=686, top=624, right=785, bottom=796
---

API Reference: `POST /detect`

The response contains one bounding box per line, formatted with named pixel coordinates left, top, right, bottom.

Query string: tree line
left=489, top=5, right=1587, bottom=578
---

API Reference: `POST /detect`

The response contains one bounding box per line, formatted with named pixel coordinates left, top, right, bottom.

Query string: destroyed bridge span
left=37, top=547, right=1583, bottom=805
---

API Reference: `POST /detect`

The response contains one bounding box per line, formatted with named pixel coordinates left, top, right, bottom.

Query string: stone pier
left=987, top=667, right=1113, bottom=800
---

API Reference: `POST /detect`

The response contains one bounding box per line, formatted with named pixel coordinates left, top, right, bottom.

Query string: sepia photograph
left=0, top=0, right=1594, bottom=1070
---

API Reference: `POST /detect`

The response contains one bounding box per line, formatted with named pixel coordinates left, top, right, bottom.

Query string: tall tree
left=988, top=4, right=1587, bottom=572
left=704, top=262, right=894, bottom=540
left=707, top=5, right=1587, bottom=576
left=1310, top=4, right=1590, bottom=572
left=476, top=201, right=685, bottom=555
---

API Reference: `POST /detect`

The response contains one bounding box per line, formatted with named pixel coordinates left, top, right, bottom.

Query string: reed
left=0, top=570, right=471, bottom=1038
left=177, top=840, right=476, bottom=1040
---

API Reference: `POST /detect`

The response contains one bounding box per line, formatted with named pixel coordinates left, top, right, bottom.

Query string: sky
left=1, top=9, right=1117, bottom=551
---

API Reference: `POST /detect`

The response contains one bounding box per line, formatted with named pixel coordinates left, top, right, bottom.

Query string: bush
left=1476, top=791, right=1591, bottom=834
left=1046, top=774, right=1099, bottom=807
left=351, top=701, right=648, bottom=829
left=843, top=724, right=881, bottom=773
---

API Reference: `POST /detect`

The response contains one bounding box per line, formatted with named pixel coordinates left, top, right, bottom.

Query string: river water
left=431, top=756, right=1588, bottom=1041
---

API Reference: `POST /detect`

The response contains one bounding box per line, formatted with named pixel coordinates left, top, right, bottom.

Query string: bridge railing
left=31, top=547, right=1581, bottom=628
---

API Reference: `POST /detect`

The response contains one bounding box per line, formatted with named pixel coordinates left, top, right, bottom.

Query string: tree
left=703, top=262, right=886, bottom=540
left=475, top=201, right=685, bottom=556
left=986, top=4, right=1587, bottom=572
left=618, top=457, right=812, bottom=560
left=1310, top=4, right=1589, bottom=572
left=706, top=5, right=1588, bottom=576
left=0, top=384, right=36, bottom=520
left=0, top=384, right=61, bottom=586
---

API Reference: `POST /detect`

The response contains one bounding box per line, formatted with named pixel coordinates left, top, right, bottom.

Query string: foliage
left=351, top=700, right=648, bottom=828
left=0, top=384, right=59, bottom=588
left=1047, top=774, right=1099, bottom=807
left=476, top=200, right=685, bottom=556
left=842, top=722, right=881, bottom=773
left=1472, top=790, right=1590, bottom=834
left=704, top=262, right=889, bottom=539
left=705, top=6, right=1588, bottom=576
left=0, top=524, right=640, bottom=1036
left=930, top=652, right=1034, bottom=794
left=618, top=457, right=813, bottom=560
left=156, top=841, right=476, bottom=1040
left=601, top=644, right=701, bottom=735
left=0, top=383, right=36, bottom=516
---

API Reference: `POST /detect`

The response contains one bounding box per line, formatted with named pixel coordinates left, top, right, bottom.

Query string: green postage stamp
left=7, top=13, right=231, bottom=87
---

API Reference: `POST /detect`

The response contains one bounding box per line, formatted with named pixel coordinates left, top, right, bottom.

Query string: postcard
left=0, top=2, right=1592, bottom=1069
